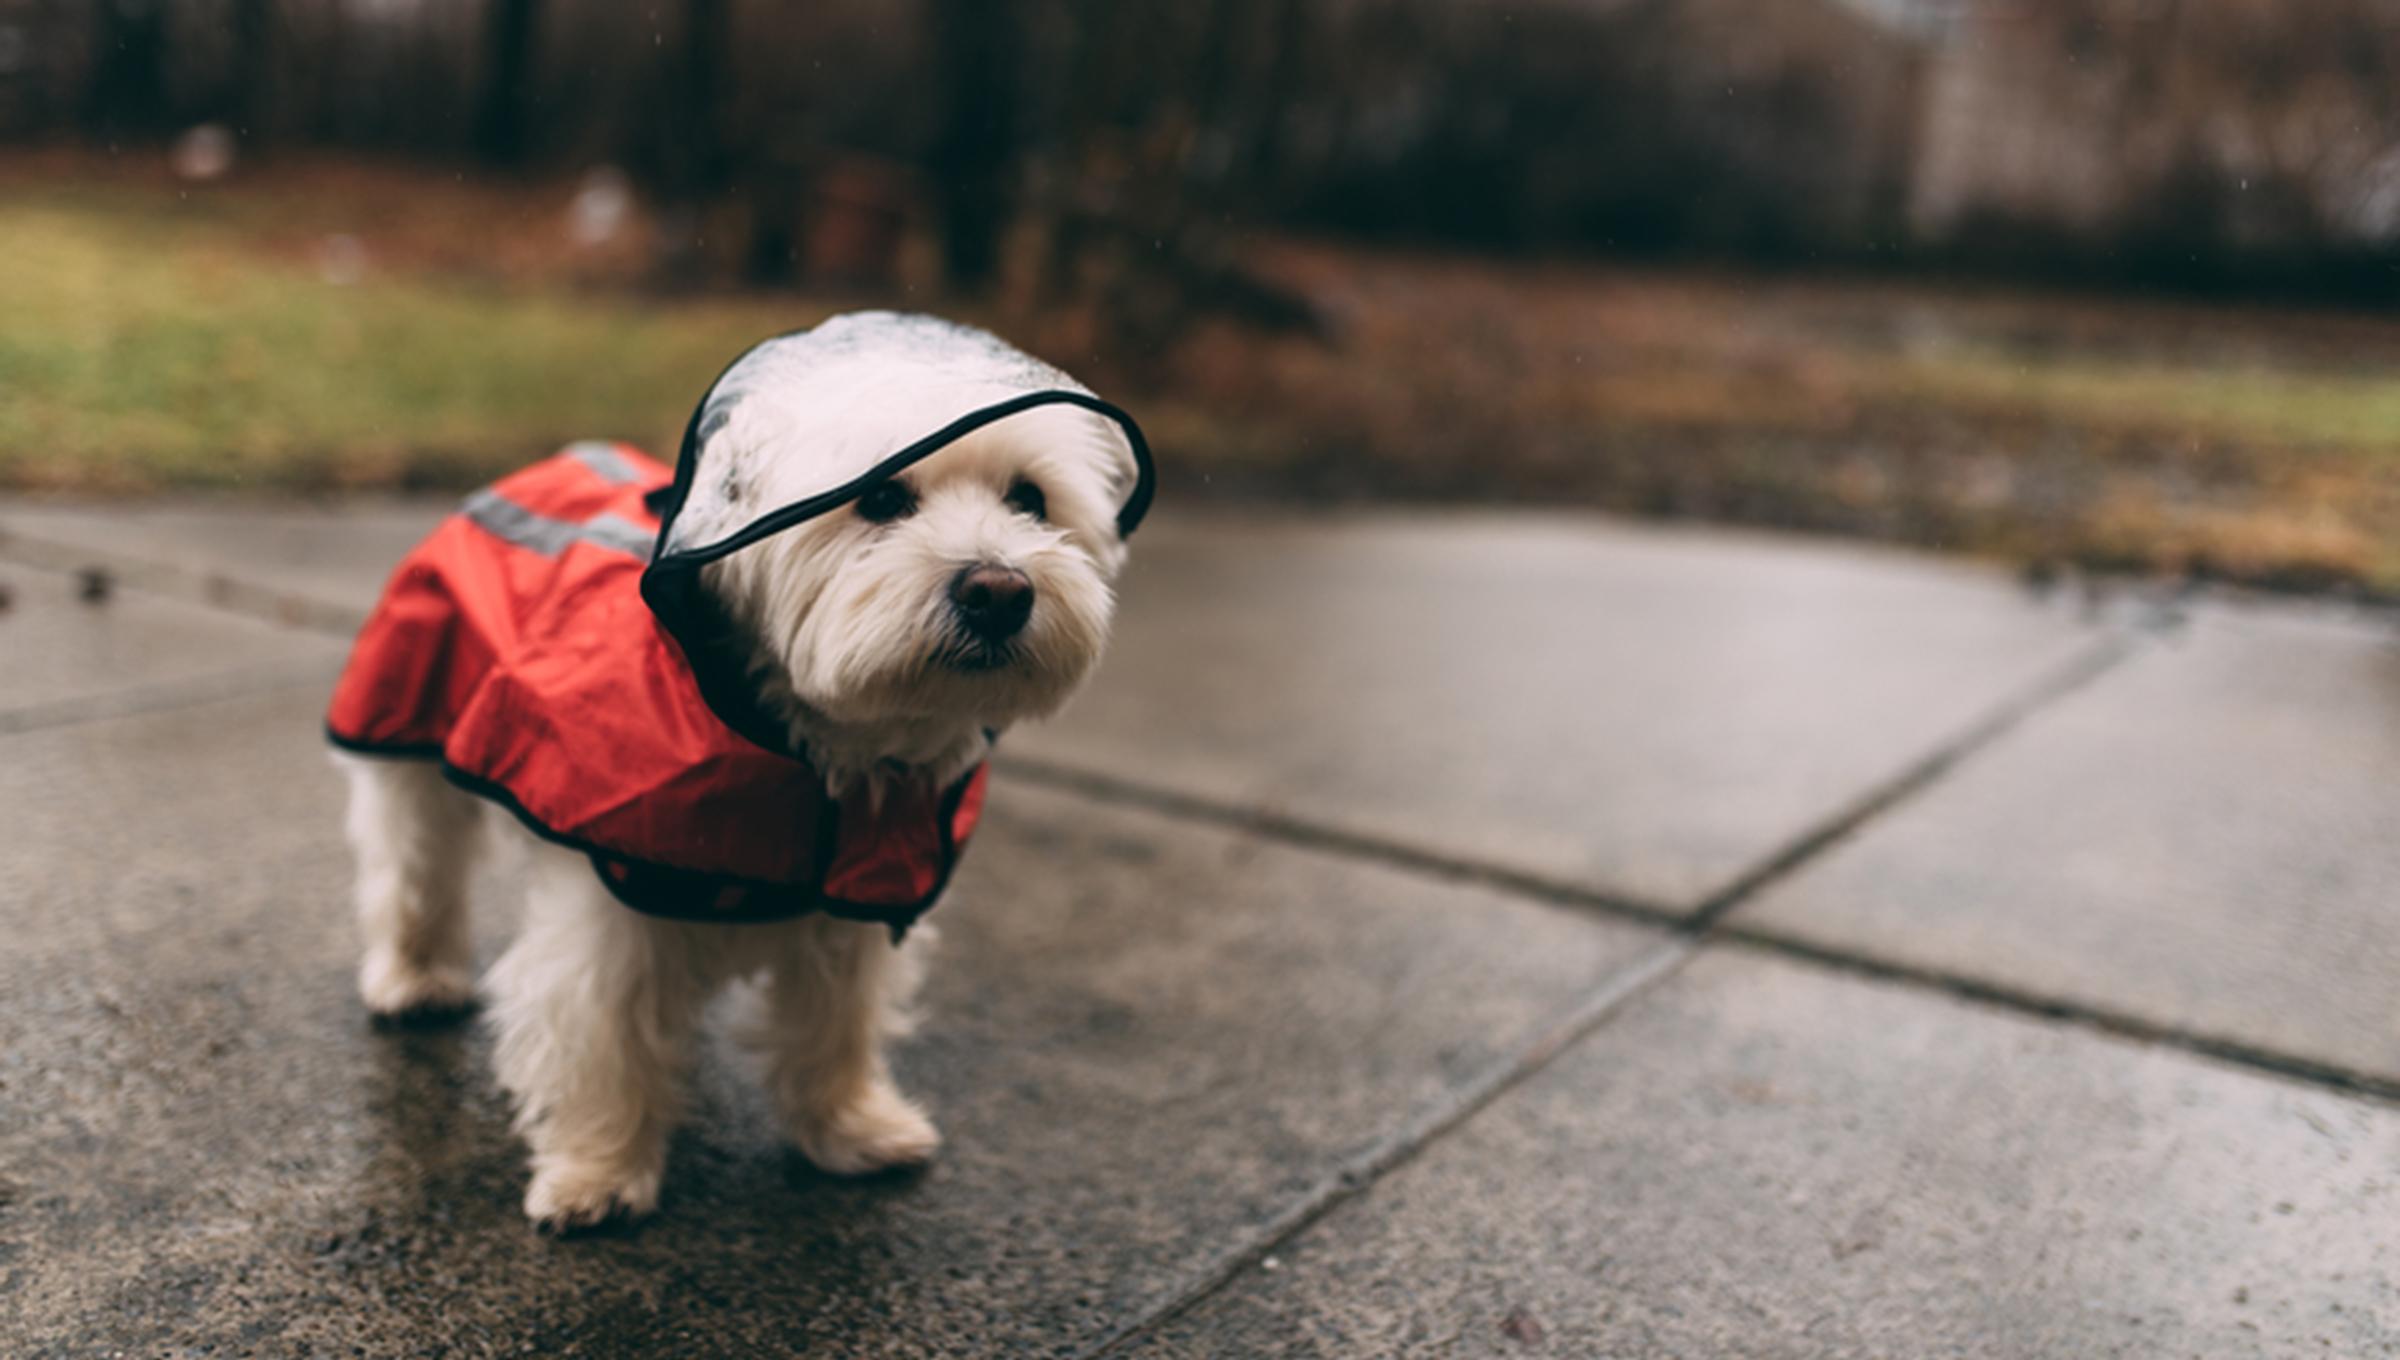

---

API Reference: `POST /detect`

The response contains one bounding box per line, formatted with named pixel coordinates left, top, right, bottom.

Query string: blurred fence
left=7, top=0, right=2400, bottom=296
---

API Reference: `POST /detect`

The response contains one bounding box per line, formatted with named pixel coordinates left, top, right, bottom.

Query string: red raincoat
left=326, top=443, right=988, bottom=932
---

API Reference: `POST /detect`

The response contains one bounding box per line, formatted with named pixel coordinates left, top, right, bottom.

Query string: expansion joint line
left=0, top=525, right=369, bottom=638
left=33, top=523, right=2362, bottom=1353
left=1073, top=936, right=1699, bottom=1360
left=1073, top=622, right=2160, bottom=1359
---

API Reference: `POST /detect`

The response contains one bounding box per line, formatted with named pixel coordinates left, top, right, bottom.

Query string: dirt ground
left=1174, top=245, right=2400, bottom=597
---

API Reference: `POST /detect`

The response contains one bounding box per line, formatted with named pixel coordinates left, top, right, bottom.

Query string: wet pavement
left=2, top=499, right=2395, bottom=1357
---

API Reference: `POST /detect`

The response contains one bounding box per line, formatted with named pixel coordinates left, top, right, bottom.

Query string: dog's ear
left=1087, top=522, right=1131, bottom=576
left=1069, top=464, right=1132, bottom=576
left=1079, top=426, right=1147, bottom=571
left=1102, top=438, right=1139, bottom=527
left=1095, top=417, right=1154, bottom=543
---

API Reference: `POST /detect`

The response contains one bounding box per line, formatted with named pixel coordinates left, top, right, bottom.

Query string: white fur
left=707, top=411, right=1127, bottom=787
left=336, top=319, right=1130, bottom=1230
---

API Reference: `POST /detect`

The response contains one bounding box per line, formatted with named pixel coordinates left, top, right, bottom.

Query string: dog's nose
left=949, top=564, right=1035, bottom=642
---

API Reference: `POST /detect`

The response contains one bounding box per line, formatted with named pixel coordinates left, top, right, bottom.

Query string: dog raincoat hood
left=326, top=313, right=1155, bottom=933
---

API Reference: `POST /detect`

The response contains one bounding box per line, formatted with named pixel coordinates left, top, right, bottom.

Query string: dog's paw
left=523, top=1158, right=661, bottom=1235
left=358, top=948, right=475, bottom=1022
left=794, top=1085, right=941, bottom=1176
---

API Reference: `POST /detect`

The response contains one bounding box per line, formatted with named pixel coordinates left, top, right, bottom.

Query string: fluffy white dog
left=329, top=314, right=1147, bottom=1230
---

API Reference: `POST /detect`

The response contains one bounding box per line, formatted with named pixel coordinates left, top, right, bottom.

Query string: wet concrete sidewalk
left=2, top=499, right=2395, bottom=1358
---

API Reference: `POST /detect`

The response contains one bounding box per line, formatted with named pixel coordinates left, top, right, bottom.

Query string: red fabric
left=326, top=447, right=983, bottom=920
left=813, top=764, right=990, bottom=905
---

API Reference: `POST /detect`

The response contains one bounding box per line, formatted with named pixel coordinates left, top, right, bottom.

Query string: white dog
left=328, top=314, right=1150, bottom=1230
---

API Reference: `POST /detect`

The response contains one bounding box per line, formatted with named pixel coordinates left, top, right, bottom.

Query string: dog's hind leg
left=335, top=752, right=482, bottom=1020
left=487, top=843, right=700, bottom=1230
left=746, top=915, right=941, bottom=1176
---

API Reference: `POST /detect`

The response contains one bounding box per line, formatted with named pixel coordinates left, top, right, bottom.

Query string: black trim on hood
left=647, top=387, right=1157, bottom=569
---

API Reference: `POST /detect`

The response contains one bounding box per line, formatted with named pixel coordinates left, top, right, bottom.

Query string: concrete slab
left=1127, top=947, right=2400, bottom=1360
left=1016, top=512, right=2110, bottom=911
left=0, top=559, right=340, bottom=726
left=0, top=687, right=1661, bottom=1356
left=1737, top=602, right=2400, bottom=1085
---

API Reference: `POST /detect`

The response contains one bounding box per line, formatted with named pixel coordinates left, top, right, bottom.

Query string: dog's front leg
left=752, top=916, right=940, bottom=1175
left=487, top=844, right=698, bottom=1231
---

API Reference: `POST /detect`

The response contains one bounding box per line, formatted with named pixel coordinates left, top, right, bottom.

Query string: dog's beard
left=796, top=549, right=1112, bottom=726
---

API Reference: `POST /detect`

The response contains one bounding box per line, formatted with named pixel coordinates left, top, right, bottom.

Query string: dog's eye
left=854, top=480, right=917, bottom=524
left=1004, top=478, right=1047, bottom=522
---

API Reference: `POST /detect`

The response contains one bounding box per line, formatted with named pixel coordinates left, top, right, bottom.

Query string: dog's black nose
left=950, top=564, right=1035, bottom=642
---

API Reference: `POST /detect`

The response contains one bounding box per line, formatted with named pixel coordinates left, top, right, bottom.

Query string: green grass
left=0, top=202, right=818, bottom=490
left=1892, top=351, right=2400, bottom=460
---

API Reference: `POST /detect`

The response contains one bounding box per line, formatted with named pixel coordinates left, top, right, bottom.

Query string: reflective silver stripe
left=582, top=512, right=659, bottom=557
left=567, top=441, right=645, bottom=485
left=461, top=490, right=655, bottom=559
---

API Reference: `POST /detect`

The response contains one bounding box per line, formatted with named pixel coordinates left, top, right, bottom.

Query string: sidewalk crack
left=998, top=755, right=1687, bottom=931
left=1685, top=625, right=2145, bottom=931
left=1058, top=619, right=2167, bottom=1357
left=0, top=658, right=341, bottom=738
left=1719, top=923, right=2400, bottom=1106
left=0, top=524, right=366, bottom=637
